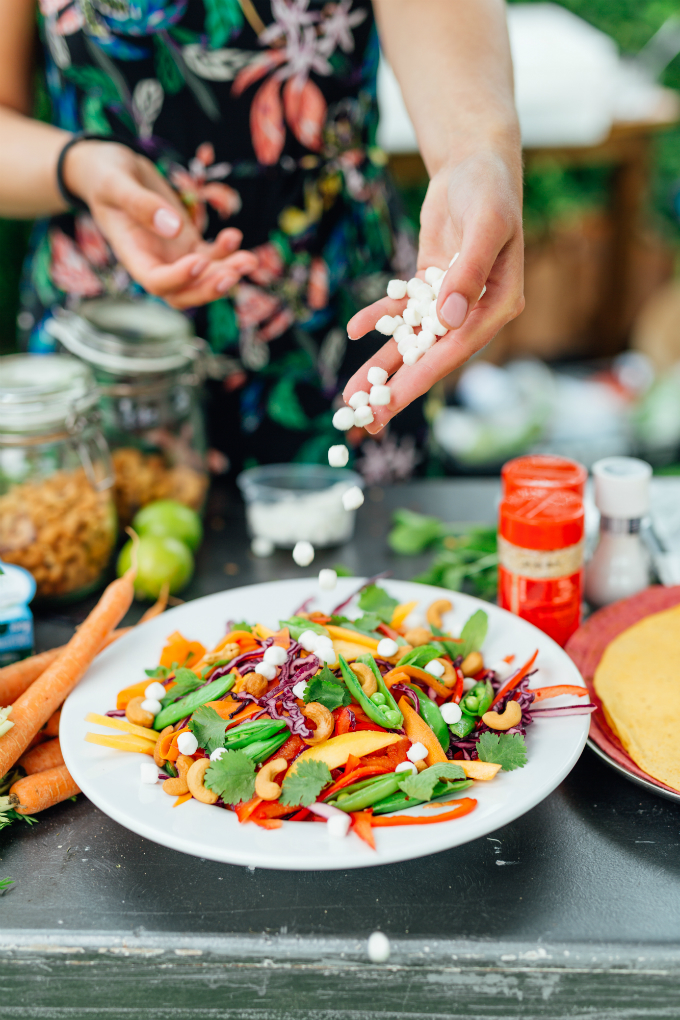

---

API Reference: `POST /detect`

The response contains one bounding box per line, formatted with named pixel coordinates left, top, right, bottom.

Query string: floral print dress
left=25, top=0, right=421, bottom=478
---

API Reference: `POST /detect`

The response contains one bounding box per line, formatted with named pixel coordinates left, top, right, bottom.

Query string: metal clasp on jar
left=65, top=409, right=114, bottom=492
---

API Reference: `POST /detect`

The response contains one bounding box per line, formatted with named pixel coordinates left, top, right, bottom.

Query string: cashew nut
left=482, top=699, right=522, bottom=731
left=301, top=702, right=334, bottom=745
left=461, top=651, right=484, bottom=677
left=436, top=658, right=457, bottom=688
left=242, top=672, right=268, bottom=697
left=154, top=725, right=173, bottom=768
left=126, top=696, right=155, bottom=728
left=255, top=757, right=288, bottom=800
left=404, top=627, right=433, bottom=647
left=163, top=754, right=193, bottom=796
left=350, top=662, right=378, bottom=697
left=426, top=598, right=452, bottom=630
left=198, top=642, right=240, bottom=673
left=187, top=758, right=219, bottom=804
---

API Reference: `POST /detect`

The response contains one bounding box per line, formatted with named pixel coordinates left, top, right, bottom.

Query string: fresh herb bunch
left=388, top=509, right=498, bottom=602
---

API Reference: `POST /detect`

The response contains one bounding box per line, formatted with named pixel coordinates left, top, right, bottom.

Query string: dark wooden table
left=2, top=480, right=679, bottom=1019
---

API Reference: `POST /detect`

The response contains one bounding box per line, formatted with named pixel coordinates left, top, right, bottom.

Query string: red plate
left=565, top=586, right=680, bottom=799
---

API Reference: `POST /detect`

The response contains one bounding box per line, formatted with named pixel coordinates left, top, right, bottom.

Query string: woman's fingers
left=103, top=168, right=185, bottom=240
left=160, top=250, right=259, bottom=310
left=347, top=296, right=408, bottom=340
left=197, top=227, right=244, bottom=260
left=343, top=341, right=404, bottom=403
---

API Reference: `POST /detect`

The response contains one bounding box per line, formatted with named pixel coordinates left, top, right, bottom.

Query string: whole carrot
left=0, top=583, right=166, bottom=708
left=18, top=738, right=64, bottom=775
left=0, top=557, right=137, bottom=777
left=9, top=764, right=80, bottom=815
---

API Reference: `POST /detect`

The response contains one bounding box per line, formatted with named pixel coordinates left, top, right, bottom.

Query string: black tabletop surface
left=2, top=480, right=679, bottom=959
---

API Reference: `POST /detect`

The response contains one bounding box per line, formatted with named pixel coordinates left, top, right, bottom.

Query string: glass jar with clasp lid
left=0, top=354, right=116, bottom=602
left=47, top=297, right=210, bottom=526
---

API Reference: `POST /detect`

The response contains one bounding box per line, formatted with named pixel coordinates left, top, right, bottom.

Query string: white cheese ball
left=425, top=266, right=444, bottom=285
left=432, top=275, right=444, bottom=297
left=327, top=813, right=351, bottom=838
left=140, top=761, right=158, bottom=785
left=140, top=698, right=162, bottom=716
left=462, top=676, right=476, bottom=692
left=441, top=702, right=463, bottom=725
left=402, top=347, right=422, bottom=366
left=397, top=335, right=418, bottom=356
left=395, top=760, right=417, bottom=775
left=292, top=540, right=315, bottom=566
left=318, top=568, right=338, bottom=591
left=393, top=323, right=413, bottom=343
left=403, top=306, right=421, bottom=327
left=292, top=680, right=309, bottom=699
left=367, top=931, right=391, bottom=963
left=257, top=661, right=277, bottom=681
left=299, top=629, right=320, bottom=651
left=406, top=741, right=428, bottom=763
left=177, top=731, right=198, bottom=756
left=332, top=406, right=355, bottom=431
left=491, top=660, right=514, bottom=682
left=353, top=405, right=374, bottom=428
left=422, top=315, right=447, bottom=337
left=369, top=385, right=391, bottom=406
left=328, top=444, right=349, bottom=468
left=263, top=644, right=287, bottom=666
left=144, top=681, right=166, bottom=702
left=342, top=485, right=364, bottom=511
left=210, top=747, right=226, bottom=762
left=424, top=659, right=445, bottom=678
left=376, top=637, right=399, bottom=658
left=386, top=279, right=407, bottom=300
left=316, top=644, right=336, bottom=664
left=251, top=536, right=274, bottom=557
left=375, top=314, right=397, bottom=336
left=367, top=366, right=388, bottom=386
left=348, top=389, right=370, bottom=408
left=416, top=330, right=436, bottom=351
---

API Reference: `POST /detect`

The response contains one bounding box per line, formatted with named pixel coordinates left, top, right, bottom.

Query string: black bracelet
left=55, top=132, right=151, bottom=213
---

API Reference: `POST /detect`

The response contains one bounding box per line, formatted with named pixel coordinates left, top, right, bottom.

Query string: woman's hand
left=344, top=147, right=524, bottom=434
left=64, top=141, right=257, bottom=309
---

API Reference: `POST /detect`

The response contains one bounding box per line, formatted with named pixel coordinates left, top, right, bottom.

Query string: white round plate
left=61, top=578, right=588, bottom=870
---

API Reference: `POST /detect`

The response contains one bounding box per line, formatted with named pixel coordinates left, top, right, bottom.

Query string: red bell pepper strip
left=323, top=764, right=393, bottom=800
left=354, top=720, right=388, bottom=733
left=371, top=797, right=477, bottom=826
left=235, top=796, right=263, bottom=823
left=377, top=622, right=401, bottom=642
left=531, top=685, right=588, bottom=701
left=451, top=667, right=464, bottom=704
left=333, top=706, right=356, bottom=735
left=489, top=650, right=538, bottom=709
left=350, top=810, right=376, bottom=849
left=288, top=808, right=311, bottom=822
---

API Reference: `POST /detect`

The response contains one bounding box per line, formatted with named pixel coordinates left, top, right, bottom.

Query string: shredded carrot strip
left=173, top=793, right=192, bottom=807
left=489, top=651, right=538, bottom=709
left=371, top=798, right=477, bottom=826
left=531, top=685, right=588, bottom=701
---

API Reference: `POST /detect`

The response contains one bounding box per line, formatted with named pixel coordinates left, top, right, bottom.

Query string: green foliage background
left=1, top=2, right=679, bottom=354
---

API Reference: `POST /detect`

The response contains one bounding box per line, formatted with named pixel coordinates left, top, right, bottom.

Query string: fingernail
left=440, top=291, right=468, bottom=330
left=153, top=208, right=181, bottom=237
left=191, top=258, right=208, bottom=277
left=216, top=276, right=233, bottom=293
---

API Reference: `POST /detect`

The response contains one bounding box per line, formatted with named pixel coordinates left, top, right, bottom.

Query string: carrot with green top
left=0, top=546, right=137, bottom=777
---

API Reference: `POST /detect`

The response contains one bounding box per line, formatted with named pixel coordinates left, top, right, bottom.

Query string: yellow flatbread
left=594, top=603, right=680, bottom=791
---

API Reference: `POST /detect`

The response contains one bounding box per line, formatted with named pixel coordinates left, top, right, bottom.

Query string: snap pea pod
left=402, top=683, right=449, bottom=751
left=339, top=654, right=403, bottom=730
left=154, top=673, right=237, bottom=729
left=325, top=773, right=399, bottom=802
left=460, top=679, right=493, bottom=718
left=333, top=773, right=403, bottom=813
left=224, top=719, right=287, bottom=748
left=371, top=780, right=473, bottom=816
left=447, top=712, right=476, bottom=740
left=242, top=731, right=290, bottom=763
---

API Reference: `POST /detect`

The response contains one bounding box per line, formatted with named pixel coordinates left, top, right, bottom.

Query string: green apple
left=117, top=534, right=194, bottom=600
left=132, top=499, right=203, bottom=552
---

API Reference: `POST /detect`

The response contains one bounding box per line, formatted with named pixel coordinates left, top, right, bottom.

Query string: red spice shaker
left=502, top=454, right=587, bottom=499
left=498, top=488, right=585, bottom=647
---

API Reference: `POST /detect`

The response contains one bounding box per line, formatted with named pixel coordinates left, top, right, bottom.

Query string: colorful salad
left=85, top=582, right=592, bottom=847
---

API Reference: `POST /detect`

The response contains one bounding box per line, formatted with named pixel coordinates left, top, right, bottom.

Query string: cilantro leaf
left=230, top=621, right=252, bottom=633
left=279, top=617, right=329, bottom=640
left=477, top=732, right=527, bottom=771
left=398, top=762, right=466, bottom=801
left=204, top=750, right=256, bottom=805
left=160, top=667, right=203, bottom=707
left=0, top=876, right=14, bottom=893
left=281, top=759, right=332, bottom=807
left=333, top=563, right=352, bottom=577
left=357, top=584, right=399, bottom=623
left=145, top=665, right=171, bottom=679
left=351, top=613, right=383, bottom=635
left=458, top=609, right=488, bottom=659
left=303, top=666, right=351, bottom=712
left=189, top=705, right=229, bottom=754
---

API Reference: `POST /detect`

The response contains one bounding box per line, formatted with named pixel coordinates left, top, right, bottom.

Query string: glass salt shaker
left=585, top=457, right=651, bottom=608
